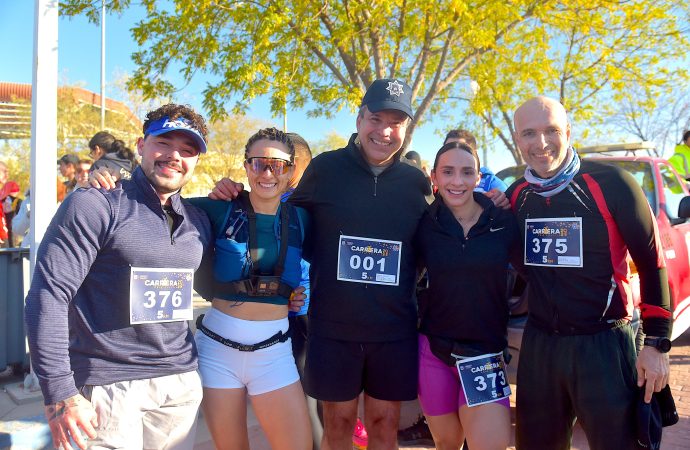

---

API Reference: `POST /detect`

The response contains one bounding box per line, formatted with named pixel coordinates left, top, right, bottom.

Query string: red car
left=498, top=143, right=690, bottom=379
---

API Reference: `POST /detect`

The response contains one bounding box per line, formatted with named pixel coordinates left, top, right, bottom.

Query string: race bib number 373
left=337, top=235, right=402, bottom=286
left=129, top=267, right=194, bottom=324
left=456, top=352, right=511, bottom=407
left=524, top=218, right=583, bottom=267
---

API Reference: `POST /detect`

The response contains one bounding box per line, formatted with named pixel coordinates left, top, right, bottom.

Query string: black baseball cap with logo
left=360, top=79, right=413, bottom=119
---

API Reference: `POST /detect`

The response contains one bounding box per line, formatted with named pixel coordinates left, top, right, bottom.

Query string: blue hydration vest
left=213, top=192, right=305, bottom=305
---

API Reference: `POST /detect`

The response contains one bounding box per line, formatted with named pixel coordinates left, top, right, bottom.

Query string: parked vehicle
left=499, top=143, right=690, bottom=381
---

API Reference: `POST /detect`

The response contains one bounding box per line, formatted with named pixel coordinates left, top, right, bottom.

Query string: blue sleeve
left=24, top=190, right=113, bottom=404
left=288, top=259, right=311, bottom=317
left=289, top=206, right=311, bottom=316
left=488, top=176, right=508, bottom=192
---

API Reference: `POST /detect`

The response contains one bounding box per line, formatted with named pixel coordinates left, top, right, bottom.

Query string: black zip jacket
left=289, top=134, right=429, bottom=342
left=25, top=167, right=214, bottom=404
left=507, top=160, right=671, bottom=337
left=416, top=193, right=520, bottom=356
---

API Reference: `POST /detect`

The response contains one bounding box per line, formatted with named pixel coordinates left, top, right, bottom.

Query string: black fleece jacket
left=289, top=134, right=429, bottom=342
left=416, top=193, right=520, bottom=356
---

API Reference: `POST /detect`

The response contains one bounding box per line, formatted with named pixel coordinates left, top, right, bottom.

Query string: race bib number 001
left=524, top=218, right=583, bottom=267
left=129, top=267, right=194, bottom=324
left=337, top=235, right=402, bottom=286
left=456, top=352, right=511, bottom=407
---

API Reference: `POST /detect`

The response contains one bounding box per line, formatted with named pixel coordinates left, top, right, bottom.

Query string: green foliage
left=1, top=73, right=273, bottom=198
left=468, top=1, right=690, bottom=162
left=311, top=130, right=349, bottom=156
left=182, top=114, right=272, bottom=196
left=61, top=0, right=690, bottom=164
left=56, top=89, right=141, bottom=155
left=1, top=86, right=142, bottom=194
left=0, top=141, right=30, bottom=196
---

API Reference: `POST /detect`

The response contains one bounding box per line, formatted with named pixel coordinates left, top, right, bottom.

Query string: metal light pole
left=283, top=104, right=288, bottom=133
left=100, top=0, right=106, bottom=130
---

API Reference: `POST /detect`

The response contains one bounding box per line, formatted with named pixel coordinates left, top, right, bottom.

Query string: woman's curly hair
left=244, top=127, right=295, bottom=161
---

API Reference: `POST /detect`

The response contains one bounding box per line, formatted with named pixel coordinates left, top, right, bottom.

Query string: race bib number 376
left=337, top=235, right=402, bottom=286
left=524, top=218, right=583, bottom=267
left=130, top=267, right=194, bottom=324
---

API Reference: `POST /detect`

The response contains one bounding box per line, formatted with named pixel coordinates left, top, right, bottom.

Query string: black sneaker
left=397, top=414, right=434, bottom=446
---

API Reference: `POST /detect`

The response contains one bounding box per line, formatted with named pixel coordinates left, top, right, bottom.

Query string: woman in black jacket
left=415, top=141, right=519, bottom=450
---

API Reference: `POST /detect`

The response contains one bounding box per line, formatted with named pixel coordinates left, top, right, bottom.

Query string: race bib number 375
left=130, top=267, right=194, bottom=324
left=337, top=235, right=402, bottom=286
left=524, top=218, right=583, bottom=267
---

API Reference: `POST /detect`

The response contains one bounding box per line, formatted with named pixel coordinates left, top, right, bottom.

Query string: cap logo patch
left=386, top=80, right=404, bottom=97
left=162, top=117, right=198, bottom=133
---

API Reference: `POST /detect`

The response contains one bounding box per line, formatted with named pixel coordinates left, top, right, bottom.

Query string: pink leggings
left=417, top=334, right=510, bottom=416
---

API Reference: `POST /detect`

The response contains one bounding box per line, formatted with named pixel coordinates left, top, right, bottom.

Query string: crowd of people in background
left=0, top=128, right=144, bottom=248
left=6, top=78, right=685, bottom=450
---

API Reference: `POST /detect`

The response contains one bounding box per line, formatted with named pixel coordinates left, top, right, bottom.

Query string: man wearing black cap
left=26, top=104, right=215, bottom=450
left=288, top=78, right=429, bottom=449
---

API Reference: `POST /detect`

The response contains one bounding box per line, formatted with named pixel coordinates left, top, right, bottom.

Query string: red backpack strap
left=510, top=181, right=530, bottom=213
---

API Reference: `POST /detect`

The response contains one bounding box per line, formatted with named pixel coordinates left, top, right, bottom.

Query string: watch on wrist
left=644, top=336, right=672, bottom=353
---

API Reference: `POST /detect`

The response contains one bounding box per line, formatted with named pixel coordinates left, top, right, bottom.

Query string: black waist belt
left=213, top=277, right=294, bottom=299
left=196, top=314, right=291, bottom=352
left=528, top=317, right=630, bottom=336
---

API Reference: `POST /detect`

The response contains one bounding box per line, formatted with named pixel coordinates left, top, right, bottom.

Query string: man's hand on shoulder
left=636, top=344, right=670, bottom=403
left=44, top=394, right=98, bottom=450
left=88, top=167, right=119, bottom=190
left=485, top=188, right=510, bottom=210
left=209, top=178, right=244, bottom=201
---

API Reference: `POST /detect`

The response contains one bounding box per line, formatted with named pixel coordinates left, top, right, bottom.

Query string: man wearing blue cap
left=25, top=104, right=214, bottom=450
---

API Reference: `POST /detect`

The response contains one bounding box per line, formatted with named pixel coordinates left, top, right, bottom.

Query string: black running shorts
left=303, top=334, right=418, bottom=402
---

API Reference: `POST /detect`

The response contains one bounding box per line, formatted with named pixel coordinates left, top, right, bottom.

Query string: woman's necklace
left=455, top=203, right=482, bottom=236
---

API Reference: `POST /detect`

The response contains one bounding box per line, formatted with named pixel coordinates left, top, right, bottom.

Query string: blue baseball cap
left=145, top=116, right=207, bottom=153
left=360, top=79, right=414, bottom=119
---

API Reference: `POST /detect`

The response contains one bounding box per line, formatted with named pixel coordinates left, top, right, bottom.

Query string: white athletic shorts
left=195, top=307, right=299, bottom=395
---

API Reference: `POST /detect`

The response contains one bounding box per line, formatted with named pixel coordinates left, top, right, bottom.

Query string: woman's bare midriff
left=211, top=298, right=288, bottom=321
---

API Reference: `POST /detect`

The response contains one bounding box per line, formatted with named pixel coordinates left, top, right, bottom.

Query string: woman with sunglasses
left=414, top=141, right=519, bottom=450
left=86, top=127, right=311, bottom=449
left=189, top=127, right=311, bottom=450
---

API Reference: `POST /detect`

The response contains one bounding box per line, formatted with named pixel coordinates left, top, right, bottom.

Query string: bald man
left=506, top=97, right=672, bottom=449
